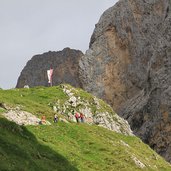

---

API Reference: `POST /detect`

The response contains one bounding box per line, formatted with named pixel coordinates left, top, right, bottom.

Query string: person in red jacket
left=75, top=112, right=80, bottom=123
left=41, top=115, right=46, bottom=124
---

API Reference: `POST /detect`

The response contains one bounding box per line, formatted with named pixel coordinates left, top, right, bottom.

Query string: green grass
left=0, top=107, right=6, bottom=114
left=0, top=85, right=117, bottom=121
left=0, top=118, right=77, bottom=171
left=1, top=118, right=171, bottom=171
left=0, top=85, right=171, bottom=170
left=0, top=86, right=68, bottom=120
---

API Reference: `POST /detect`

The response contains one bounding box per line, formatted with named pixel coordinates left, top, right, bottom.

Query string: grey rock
left=79, top=0, right=171, bottom=162
left=16, top=48, right=84, bottom=88
left=2, top=110, right=41, bottom=125
left=131, top=155, right=145, bottom=169
left=60, top=84, right=133, bottom=135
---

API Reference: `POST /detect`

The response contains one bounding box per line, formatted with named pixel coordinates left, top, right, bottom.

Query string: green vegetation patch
left=0, top=107, right=6, bottom=113
left=0, top=86, right=171, bottom=170
left=0, top=118, right=78, bottom=171
left=0, top=86, right=68, bottom=120
left=1, top=117, right=171, bottom=171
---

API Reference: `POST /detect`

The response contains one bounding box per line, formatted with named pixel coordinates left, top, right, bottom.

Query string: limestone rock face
left=58, top=84, right=133, bottom=136
left=79, top=0, right=171, bottom=162
left=16, top=48, right=83, bottom=88
left=3, top=110, right=41, bottom=125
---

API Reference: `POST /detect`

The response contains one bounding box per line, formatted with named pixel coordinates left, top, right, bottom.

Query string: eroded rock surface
left=2, top=110, right=41, bottom=125
left=79, top=0, right=171, bottom=162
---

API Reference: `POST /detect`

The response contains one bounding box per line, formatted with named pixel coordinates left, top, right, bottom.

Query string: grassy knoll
left=0, top=86, right=171, bottom=170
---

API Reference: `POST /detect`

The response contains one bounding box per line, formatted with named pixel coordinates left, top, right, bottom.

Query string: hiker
left=80, top=113, right=84, bottom=123
left=41, top=115, right=46, bottom=124
left=75, top=112, right=80, bottom=123
left=54, top=114, right=58, bottom=123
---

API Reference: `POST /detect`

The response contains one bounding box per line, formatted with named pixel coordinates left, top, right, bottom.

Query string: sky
left=0, top=0, right=118, bottom=89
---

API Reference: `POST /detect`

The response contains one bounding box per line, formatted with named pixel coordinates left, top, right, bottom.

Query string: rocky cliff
left=16, top=48, right=83, bottom=88
left=79, top=0, right=171, bottom=162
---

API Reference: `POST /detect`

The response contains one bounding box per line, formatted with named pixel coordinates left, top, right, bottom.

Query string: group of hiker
left=74, top=112, right=84, bottom=123
left=53, top=111, right=85, bottom=123
left=40, top=111, right=85, bottom=124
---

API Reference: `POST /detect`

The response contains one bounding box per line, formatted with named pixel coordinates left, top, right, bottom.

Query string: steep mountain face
left=79, top=0, right=171, bottom=162
left=16, top=48, right=83, bottom=88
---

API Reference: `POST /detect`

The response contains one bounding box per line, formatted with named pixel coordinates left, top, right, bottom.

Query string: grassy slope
left=0, top=86, right=67, bottom=120
left=0, top=118, right=77, bottom=171
left=0, top=86, right=171, bottom=170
